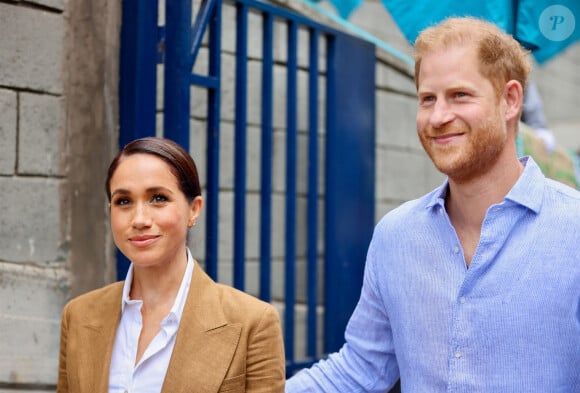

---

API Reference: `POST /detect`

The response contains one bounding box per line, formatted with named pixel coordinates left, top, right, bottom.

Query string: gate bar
left=164, top=0, right=192, bottom=149
left=284, top=19, right=299, bottom=363
left=259, top=11, right=275, bottom=302
left=234, top=2, right=249, bottom=290
left=306, top=27, right=320, bottom=359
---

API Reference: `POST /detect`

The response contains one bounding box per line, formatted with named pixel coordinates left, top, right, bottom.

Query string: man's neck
left=446, top=149, right=524, bottom=226
left=445, top=155, right=524, bottom=266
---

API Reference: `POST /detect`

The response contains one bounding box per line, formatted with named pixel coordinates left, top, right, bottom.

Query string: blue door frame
left=119, top=0, right=377, bottom=376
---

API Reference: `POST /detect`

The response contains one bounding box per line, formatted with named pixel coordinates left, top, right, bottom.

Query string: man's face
left=416, top=44, right=507, bottom=183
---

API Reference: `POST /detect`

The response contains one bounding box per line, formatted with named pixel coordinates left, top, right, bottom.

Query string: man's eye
left=152, top=194, right=168, bottom=203
left=454, top=92, right=467, bottom=98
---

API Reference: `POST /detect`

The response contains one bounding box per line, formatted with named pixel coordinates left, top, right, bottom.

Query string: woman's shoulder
left=215, top=283, right=275, bottom=310
left=192, top=262, right=278, bottom=321
left=212, top=283, right=280, bottom=324
left=63, top=281, right=124, bottom=312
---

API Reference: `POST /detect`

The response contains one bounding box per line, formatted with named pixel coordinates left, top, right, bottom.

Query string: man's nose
left=430, top=99, right=455, bottom=128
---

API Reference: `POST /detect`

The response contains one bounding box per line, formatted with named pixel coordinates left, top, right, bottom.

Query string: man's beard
left=418, top=112, right=507, bottom=183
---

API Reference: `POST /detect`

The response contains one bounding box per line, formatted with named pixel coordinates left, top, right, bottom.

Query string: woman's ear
left=188, top=196, right=203, bottom=228
left=503, top=79, right=524, bottom=122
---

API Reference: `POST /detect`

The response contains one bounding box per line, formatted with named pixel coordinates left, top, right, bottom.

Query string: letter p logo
left=540, top=5, right=575, bottom=41
left=550, top=15, right=565, bottom=31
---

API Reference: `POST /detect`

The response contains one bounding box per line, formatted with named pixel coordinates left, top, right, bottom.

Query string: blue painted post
left=324, top=33, right=376, bottom=353
left=117, top=0, right=159, bottom=280
left=164, top=0, right=192, bottom=150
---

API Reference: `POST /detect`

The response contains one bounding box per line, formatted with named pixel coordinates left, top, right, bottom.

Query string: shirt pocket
left=219, top=374, right=245, bottom=392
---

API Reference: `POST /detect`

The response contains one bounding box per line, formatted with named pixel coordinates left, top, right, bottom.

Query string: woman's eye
left=151, top=194, right=168, bottom=203
left=113, top=197, right=130, bottom=206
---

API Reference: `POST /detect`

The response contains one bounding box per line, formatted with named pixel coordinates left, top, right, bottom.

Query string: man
left=286, top=17, right=580, bottom=392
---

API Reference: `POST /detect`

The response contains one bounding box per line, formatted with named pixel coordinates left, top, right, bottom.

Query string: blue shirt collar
left=425, top=156, right=544, bottom=214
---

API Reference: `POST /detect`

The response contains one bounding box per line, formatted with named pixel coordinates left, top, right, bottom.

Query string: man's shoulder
left=543, top=177, right=580, bottom=213
left=376, top=186, right=443, bottom=229
left=545, top=177, right=580, bottom=197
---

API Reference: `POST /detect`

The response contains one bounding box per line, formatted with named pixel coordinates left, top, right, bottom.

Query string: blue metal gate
left=119, top=0, right=376, bottom=376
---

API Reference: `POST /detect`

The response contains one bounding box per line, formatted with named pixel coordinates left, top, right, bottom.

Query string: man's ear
left=503, top=80, right=524, bottom=122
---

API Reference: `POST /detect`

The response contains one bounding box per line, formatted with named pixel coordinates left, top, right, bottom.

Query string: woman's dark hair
left=106, top=137, right=201, bottom=203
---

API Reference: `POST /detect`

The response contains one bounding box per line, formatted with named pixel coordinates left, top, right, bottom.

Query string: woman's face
left=109, top=153, right=202, bottom=269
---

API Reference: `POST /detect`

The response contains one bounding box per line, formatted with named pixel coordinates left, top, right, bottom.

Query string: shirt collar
left=504, top=156, right=544, bottom=213
left=425, top=156, right=544, bottom=214
left=120, top=248, right=195, bottom=324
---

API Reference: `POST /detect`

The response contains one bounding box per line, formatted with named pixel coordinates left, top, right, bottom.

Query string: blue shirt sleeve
left=285, top=227, right=400, bottom=393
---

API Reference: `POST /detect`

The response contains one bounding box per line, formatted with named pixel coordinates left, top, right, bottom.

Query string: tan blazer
left=57, top=262, right=285, bottom=393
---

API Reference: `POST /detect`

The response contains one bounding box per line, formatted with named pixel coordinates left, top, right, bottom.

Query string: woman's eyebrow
left=110, top=188, right=130, bottom=198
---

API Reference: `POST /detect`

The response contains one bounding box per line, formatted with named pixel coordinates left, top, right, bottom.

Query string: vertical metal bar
left=324, top=34, right=337, bottom=353
left=284, top=19, right=298, bottom=363
left=118, top=0, right=159, bottom=280
left=205, top=0, right=222, bottom=280
left=260, top=11, right=274, bottom=302
left=306, top=27, right=319, bottom=359
left=164, top=0, right=192, bottom=150
left=119, top=0, right=158, bottom=146
left=234, top=2, right=248, bottom=290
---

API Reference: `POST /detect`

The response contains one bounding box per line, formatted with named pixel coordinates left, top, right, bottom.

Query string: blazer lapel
left=162, top=263, right=242, bottom=393
left=76, top=283, right=123, bottom=392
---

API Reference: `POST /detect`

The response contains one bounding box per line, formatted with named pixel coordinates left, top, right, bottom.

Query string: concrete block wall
left=0, top=0, right=120, bottom=390
left=0, top=2, right=68, bottom=390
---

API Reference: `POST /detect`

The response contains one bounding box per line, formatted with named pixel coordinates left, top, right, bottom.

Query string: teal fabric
left=516, top=0, right=580, bottom=64
left=324, top=0, right=579, bottom=64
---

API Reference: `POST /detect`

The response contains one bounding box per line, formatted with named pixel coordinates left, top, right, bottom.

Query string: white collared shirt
left=109, top=249, right=194, bottom=393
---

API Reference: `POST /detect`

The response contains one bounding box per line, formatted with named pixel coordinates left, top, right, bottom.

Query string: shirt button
left=454, top=350, right=462, bottom=358
left=460, top=297, right=466, bottom=304
left=453, top=246, right=460, bottom=254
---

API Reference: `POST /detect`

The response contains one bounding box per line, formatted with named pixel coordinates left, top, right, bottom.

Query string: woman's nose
left=132, top=203, right=152, bottom=228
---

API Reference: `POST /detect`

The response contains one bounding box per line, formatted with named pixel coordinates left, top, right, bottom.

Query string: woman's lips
left=129, top=235, right=160, bottom=247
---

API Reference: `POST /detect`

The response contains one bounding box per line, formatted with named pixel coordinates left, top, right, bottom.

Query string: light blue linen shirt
left=286, top=156, right=580, bottom=392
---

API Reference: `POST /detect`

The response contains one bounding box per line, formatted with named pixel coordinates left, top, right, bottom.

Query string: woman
left=57, top=137, right=285, bottom=393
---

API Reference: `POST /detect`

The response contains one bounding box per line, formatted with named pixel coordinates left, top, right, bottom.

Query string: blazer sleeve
left=56, top=302, right=70, bottom=393
left=245, top=303, right=286, bottom=393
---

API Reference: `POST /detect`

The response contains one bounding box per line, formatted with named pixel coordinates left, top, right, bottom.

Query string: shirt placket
left=446, top=246, right=474, bottom=392
left=445, top=204, right=517, bottom=392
